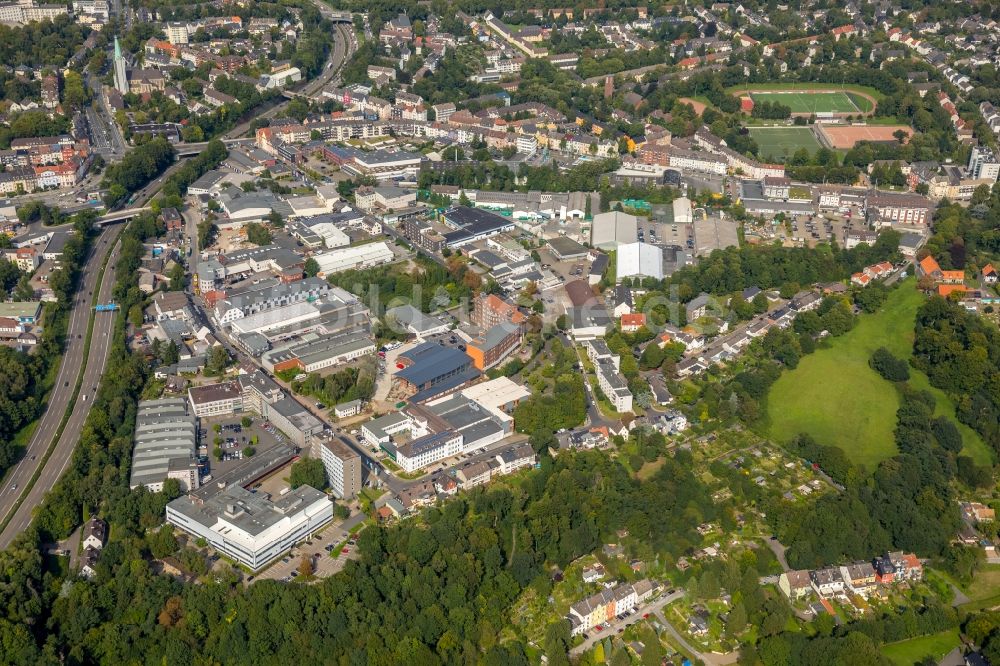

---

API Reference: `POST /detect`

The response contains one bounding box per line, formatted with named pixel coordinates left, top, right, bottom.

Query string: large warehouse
left=440, top=206, right=515, bottom=248
left=130, top=398, right=198, bottom=492
left=617, top=242, right=664, bottom=281
left=590, top=211, right=638, bottom=250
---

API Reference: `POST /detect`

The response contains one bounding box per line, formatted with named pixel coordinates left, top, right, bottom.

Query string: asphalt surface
left=0, top=226, right=122, bottom=548
left=0, top=12, right=356, bottom=547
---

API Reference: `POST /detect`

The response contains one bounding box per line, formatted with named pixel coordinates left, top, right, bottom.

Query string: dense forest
left=0, top=15, right=91, bottom=67
left=913, top=296, right=1000, bottom=455
left=102, top=137, right=177, bottom=207
left=1, top=431, right=735, bottom=663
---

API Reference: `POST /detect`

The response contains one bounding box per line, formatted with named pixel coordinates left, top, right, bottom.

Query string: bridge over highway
left=97, top=207, right=151, bottom=225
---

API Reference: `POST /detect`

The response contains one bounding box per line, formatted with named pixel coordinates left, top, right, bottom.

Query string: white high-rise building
left=165, top=22, right=189, bottom=44
left=969, top=146, right=1000, bottom=183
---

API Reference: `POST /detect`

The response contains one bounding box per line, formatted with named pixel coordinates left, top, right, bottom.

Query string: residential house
left=779, top=570, right=813, bottom=599
left=810, top=567, right=845, bottom=597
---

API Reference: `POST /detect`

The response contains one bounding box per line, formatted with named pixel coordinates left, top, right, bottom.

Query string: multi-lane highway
left=0, top=225, right=121, bottom=547
left=0, top=13, right=359, bottom=547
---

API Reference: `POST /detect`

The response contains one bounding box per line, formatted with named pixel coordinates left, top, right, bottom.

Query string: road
left=0, top=9, right=360, bottom=547
left=652, top=607, right=739, bottom=666
left=221, top=22, right=356, bottom=140
left=0, top=225, right=122, bottom=548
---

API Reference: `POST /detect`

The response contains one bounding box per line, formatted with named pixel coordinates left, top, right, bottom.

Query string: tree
left=161, top=340, right=179, bottom=366
left=289, top=457, right=326, bottom=490
left=304, top=257, right=320, bottom=278
left=243, top=446, right=256, bottom=457
left=168, top=262, right=186, bottom=291
left=149, top=524, right=178, bottom=559
left=725, top=602, right=747, bottom=637
left=245, top=223, right=272, bottom=246
left=206, top=345, right=229, bottom=376
left=298, top=555, right=314, bottom=578
left=869, top=347, right=909, bottom=382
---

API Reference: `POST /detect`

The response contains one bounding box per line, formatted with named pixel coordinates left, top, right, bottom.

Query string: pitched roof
left=918, top=255, right=941, bottom=275
left=937, top=284, right=968, bottom=297
left=621, top=313, right=646, bottom=327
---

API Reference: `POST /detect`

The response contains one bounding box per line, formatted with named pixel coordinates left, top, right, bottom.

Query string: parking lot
left=252, top=520, right=363, bottom=584
left=198, top=414, right=290, bottom=480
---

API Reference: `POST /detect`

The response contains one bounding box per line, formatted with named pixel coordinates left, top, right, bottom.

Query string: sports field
left=766, top=280, right=992, bottom=471
left=747, top=127, right=822, bottom=160
left=750, top=91, right=860, bottom=114
left=816, top=123, right=914, bottom=149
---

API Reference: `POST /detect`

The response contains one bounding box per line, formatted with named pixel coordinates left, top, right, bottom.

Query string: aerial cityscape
left=0, top=0, right=998, bottom=664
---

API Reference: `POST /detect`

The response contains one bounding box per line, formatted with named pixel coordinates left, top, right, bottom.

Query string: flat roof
left=188, top=381, right=242, bottom=405
left=0, top=301, right=41, bottom=318
left=548, top=236, right=588, bottom=259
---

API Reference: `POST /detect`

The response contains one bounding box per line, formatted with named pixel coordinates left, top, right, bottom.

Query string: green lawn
left=767, top=280, right=991, bottom=470
left=880, top=629, right=961, bottom=666
left=747, top=127, right=822, bottom=162
left=936, top=563, right=1000, bottom=611
left=750, top=91, right=859, bottom=114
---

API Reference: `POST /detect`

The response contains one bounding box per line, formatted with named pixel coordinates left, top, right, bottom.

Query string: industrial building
left=129, top=399, right=199, bottom=492
left=590, top=211, right=638, bottom=249
left=392, top=342, right=481, bottom=402
left=440, top=206, right=516, bottom=248
left=311, top=241, right=395, bottom=276
left=616, top=242, right=664, bottom=281
left=385, top=304, right=451, bottom=338
left=363, top=391, right=515, bottom=473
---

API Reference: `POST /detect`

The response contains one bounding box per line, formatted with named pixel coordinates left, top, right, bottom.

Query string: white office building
left=969, top=146, right=1000, bottom=183
left=166, top=484, right=332, bottom=570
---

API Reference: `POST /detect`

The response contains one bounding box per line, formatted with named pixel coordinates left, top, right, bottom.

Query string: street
left=0, top=226, right=122, bottom=548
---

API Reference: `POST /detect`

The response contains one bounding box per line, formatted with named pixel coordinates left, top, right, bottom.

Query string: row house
left=850, top=261, right=894, bottom=287
left=568, top=579, right=654, bottom=636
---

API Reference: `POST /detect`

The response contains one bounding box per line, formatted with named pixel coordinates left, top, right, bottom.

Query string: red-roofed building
left=473, top=293, right=527, bottom=330
left=937, top=284, right=968, bottom=298
left=940, top=270, right=965, bottom=284
left=830, top=25, right=855, bottom=40
left=917, top=255, right=942, bottom=279
left=620, top=313, right=646, bottom=333
left=983, top=264, right=998, bottom=284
